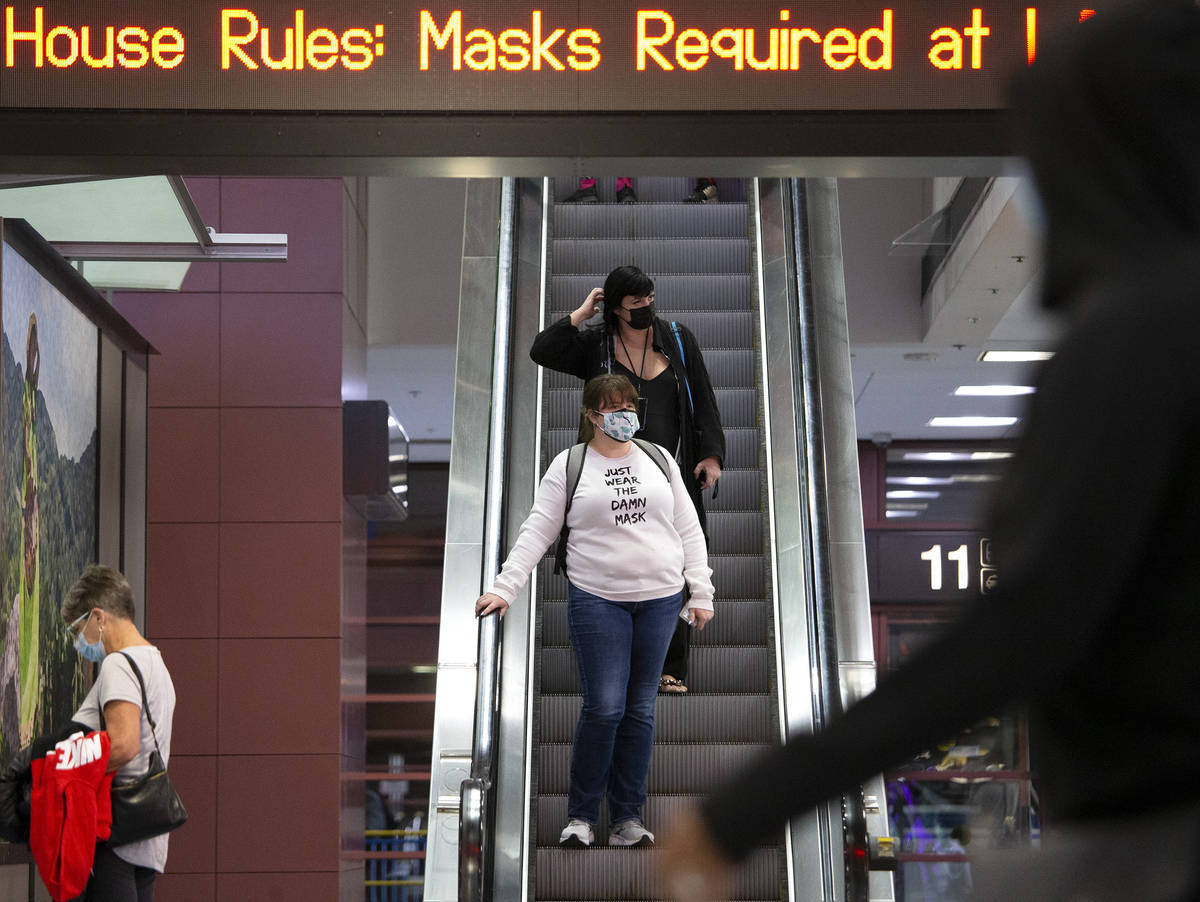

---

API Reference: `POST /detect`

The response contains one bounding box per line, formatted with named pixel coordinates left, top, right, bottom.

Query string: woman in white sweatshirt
left=475, top=373, right=714, bottom=849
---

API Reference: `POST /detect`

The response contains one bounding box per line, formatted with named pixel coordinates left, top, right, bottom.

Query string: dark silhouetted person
left=659, top=3, right=1200, bottom=899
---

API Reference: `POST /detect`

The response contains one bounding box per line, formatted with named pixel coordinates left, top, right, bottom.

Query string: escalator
left=533, top=177, right=782, bottom=900
left=423, top=177, right=891, bottom=902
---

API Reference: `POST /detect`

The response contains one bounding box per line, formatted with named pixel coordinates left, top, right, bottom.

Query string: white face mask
left=598, top=409, right=639, bottom=442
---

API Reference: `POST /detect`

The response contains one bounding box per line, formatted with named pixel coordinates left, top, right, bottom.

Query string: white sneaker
left=609, top=819, right=655, bottom=847
left=559, top=819, right=594, bottom=848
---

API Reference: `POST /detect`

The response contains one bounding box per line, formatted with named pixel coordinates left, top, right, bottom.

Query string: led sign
left=0, top=2, right=1117, bottom=112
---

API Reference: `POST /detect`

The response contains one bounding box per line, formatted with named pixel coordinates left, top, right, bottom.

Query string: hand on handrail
left=475, top=593, right=509, bottom=618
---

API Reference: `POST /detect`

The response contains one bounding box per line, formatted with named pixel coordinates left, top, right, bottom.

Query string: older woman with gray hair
left=62, top=565, right=176, bottom=902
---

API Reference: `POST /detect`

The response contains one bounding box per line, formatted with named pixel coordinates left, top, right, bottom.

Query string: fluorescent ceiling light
left=886, top=476, right=955, bottom=486
left=979, top=350, right=1055, bottom=363
left=929, top=416, right=1019, bottom=428
left=954, top=385, right=1036, bottom=396
left=951, top=474, right=1002, bottom=483
left=903, top=450, right=1014, bottom=462
left=888, top=502, right=929, bottom=511
left=887, top=490, right=941, bottom=500
left=885, top=510, right=920, bottom=518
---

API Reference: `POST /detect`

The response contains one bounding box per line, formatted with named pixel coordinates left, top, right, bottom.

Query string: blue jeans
left=566, top=583, right=683, bottom=825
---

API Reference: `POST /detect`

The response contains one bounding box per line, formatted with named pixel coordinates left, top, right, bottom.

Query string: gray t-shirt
left=73, top=644, right=176, bottom=872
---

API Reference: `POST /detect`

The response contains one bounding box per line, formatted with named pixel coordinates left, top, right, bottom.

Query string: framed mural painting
left=0, top=217, right=152, bottom=870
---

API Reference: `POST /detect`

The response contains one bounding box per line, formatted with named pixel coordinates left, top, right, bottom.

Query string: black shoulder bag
left=102, top=652, right=188, bottom=846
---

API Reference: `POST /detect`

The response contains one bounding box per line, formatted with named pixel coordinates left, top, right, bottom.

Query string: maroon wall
left=115, top=177, right=357, bottom=901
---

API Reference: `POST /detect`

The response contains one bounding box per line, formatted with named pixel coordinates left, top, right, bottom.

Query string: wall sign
left=0, top=2, right=1117, bottom=112
left=870, top=531, right=997, bottom=602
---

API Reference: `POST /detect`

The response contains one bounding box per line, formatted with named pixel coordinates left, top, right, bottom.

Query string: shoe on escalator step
left=609, top=818, right=655, bottom=847
left=559, top=819, right=595, bottom=848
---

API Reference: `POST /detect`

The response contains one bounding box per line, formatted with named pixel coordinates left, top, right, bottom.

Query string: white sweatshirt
left=488, top=443, right=714, bottom=613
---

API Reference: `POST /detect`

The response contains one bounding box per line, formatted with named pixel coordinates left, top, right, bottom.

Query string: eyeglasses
left=66, top=610, right=90, bottom=640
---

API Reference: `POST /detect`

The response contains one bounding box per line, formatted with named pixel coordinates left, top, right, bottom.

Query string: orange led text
left=928, top=8, right=990, bottom=70
left=221, top=9, right=384, bottom=70
left=419, top=10, right=600, bottom=71
left=4, top=6, right=184, bottom=68
left=636, top=9, right=894, bottom=72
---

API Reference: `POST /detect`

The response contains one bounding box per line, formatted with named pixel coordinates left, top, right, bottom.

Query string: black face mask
left=625, top=303, right=655, bottom=330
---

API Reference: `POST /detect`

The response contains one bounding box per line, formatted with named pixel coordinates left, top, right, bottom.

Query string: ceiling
left=839, top=175, right=1060, bottom=445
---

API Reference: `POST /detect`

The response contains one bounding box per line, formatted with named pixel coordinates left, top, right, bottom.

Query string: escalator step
left=554, top=238, right=752, bottom=275
left=540, top=599, right=772, bottom=647
left=554, top=204, right=749, bottom=240
left=539, top=694, right=773, bottom=744
left=534, top=796, right=784, bottom=853
left=540, top=646, right=771, bottom=695
left=539, top=742, right=775, bottom=795
left=535, top=846, right=779, bottom=900
left=704, top=470, right=763, bottom=512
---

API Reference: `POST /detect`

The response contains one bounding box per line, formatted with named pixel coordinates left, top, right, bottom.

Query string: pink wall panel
left=219, top=293, right=343, bottom=407
left=219, top=178, right=344, bottom=294
left=154, top=873, right=216, bottom=902
left=132, top=177, right=352, bottom=898
left=218, top=522, right=341, bottom=637
left=183, top=177, right=222, bottom=227
left=163, top=755, right=218, bottom=873
left=148, top=408, right=220, bottom=523
left=146, top=524, right=220, bottom=639
left=217, top=755, right=341, bottom=872
left=114, top=293, right=220, bottom=407
left=217, top=639, right=341, bottom=755
left=155, top=638, right=219, bottom=756
left=217, top=873, right=341, bottom=902
left=219, top=408, right=342, bottom=522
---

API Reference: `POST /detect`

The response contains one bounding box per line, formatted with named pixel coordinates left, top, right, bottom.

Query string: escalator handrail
left=790, top=177, right=871, bottom=900
left=459, top=177, right=518, bottom=902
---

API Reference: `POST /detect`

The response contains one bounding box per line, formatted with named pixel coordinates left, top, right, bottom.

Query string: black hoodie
left=703, top=0, right=1200, bottom=861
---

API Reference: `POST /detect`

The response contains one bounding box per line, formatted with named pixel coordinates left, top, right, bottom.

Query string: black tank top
left=614, top=361, right=680, bottom=455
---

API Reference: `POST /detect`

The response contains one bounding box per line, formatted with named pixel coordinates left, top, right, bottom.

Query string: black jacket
left=703, top=0, right=1200, bottom=861
left=530, top=314, right=725, bottom=515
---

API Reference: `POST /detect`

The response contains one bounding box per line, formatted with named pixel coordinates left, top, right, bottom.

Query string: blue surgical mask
left=599, top=409, right=639, bottom=442
left=72, top=611, right=106, bottom=663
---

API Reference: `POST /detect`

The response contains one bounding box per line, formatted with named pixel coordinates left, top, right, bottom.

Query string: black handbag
left=101, top=652, right=187, bottom=846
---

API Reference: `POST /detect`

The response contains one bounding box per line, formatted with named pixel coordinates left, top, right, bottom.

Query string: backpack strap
left=669, top=321, right=696, bottom=416
left=668, top=322, right=719, bottom=500
left=553, top=443, right=589, bottom=575
left=631, top=438, right=670, bottom=483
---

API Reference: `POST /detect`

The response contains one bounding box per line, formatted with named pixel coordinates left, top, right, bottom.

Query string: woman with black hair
left=530, top=265, right=726, bottom=694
